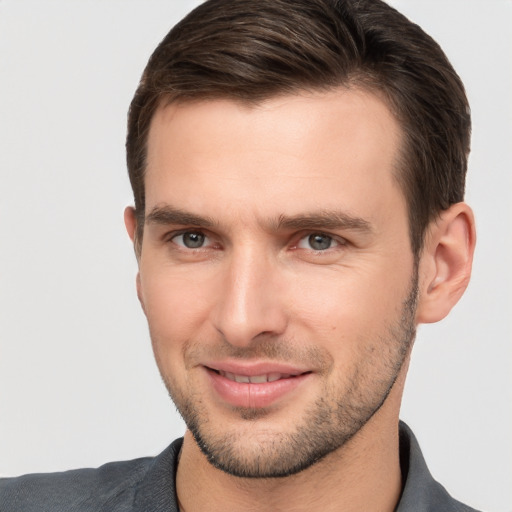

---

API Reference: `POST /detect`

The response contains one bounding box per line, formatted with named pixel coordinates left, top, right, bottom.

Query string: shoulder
left=0, top=439, right=183, bottom=512
left=398, top=422, right=481, bottom=512
left=0, top=457, right=152, bottom=512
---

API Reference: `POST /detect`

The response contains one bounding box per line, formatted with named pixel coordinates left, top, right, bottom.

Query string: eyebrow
left=145, top=204, right=372, bottom=234
left=145, top=205, right=216, bottom=228
left=273, top=211, right=373, bottom=233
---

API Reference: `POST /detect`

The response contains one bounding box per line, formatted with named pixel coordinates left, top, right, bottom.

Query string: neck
left=176, top=412, right=404, bottom=512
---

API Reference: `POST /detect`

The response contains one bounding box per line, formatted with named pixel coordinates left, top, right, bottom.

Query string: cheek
left=139, top=267, right=214, bottom=352
left=289, top=265, right=411, bottom=349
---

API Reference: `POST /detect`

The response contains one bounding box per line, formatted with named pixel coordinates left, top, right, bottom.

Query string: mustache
left=183, top=335, right=334, bottom=371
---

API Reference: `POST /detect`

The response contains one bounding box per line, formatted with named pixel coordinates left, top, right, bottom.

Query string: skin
left=125, top=88, right=475, bottom=511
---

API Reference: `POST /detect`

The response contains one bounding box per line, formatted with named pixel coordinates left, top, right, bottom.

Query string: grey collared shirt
left=0, top=422, right=480, bottom=511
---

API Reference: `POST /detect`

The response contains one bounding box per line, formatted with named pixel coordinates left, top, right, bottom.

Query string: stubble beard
left=159, top=271, right=419, bottom=479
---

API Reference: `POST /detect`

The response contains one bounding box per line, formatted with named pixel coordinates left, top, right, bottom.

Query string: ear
left=124, top=206, right=137, bottom=243
left=124, top=206, right=143, bottom=258
left=124, top=206, right=146, bottom=314
left=416, top=202, right=476, bottom=324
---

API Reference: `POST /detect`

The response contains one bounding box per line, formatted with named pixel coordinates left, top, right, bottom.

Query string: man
left=0, top=0, right=480, bottom=510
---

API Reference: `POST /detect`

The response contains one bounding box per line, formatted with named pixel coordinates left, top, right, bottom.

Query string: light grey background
left=0, top=1, right=510, bottom=511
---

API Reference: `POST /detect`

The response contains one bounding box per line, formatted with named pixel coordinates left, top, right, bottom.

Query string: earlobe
left=416, top=202, right=476, bottom=324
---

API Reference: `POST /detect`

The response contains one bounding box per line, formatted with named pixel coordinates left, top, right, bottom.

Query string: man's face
left=134, top=89, right=418, bottom=477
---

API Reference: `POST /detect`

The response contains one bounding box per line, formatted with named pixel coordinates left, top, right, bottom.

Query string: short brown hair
left=126, top=0, right=470, bottom=256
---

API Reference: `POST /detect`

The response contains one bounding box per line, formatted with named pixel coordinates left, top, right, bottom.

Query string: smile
left=205, top=366, right=312, bottom=408
left=217, top=370, right=300, bottom=383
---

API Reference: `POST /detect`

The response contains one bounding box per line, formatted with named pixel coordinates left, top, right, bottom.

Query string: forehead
left=144, top=88, right=405, bottom=224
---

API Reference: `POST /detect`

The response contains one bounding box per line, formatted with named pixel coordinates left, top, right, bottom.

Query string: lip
left=206, top=360, right=310, bottom=377
left=204, top=360, right=312, bottom=409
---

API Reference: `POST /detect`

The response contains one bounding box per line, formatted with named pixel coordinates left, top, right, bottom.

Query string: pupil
left=183, top=232, right=205, bottom=248
left=309, top=233, right=331, bottom=250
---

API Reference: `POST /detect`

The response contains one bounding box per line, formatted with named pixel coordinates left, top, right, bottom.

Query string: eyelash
left=169, top=230, right=215, bottom=250
left=167, top=229, right=346, bottom=253
left=295, top=232, right=344, bottom=252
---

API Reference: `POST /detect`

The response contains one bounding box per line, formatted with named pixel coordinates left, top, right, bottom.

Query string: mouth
left=211, top=369, right=307, bottom=383
left=204, top=364, right=313, bottom=409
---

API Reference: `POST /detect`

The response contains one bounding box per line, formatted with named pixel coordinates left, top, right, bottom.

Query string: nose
left=212, top=245, right=288, bottom=347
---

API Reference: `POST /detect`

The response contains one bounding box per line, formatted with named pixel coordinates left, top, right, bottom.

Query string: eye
left=297, top=233, right=339, bottom=251
left=172, top=231, right=209, bottom=249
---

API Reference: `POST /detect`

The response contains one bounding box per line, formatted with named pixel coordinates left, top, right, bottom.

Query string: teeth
left=219, top=371, right=294, bottom=383
left=249, top=375, right=268, bottom=384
